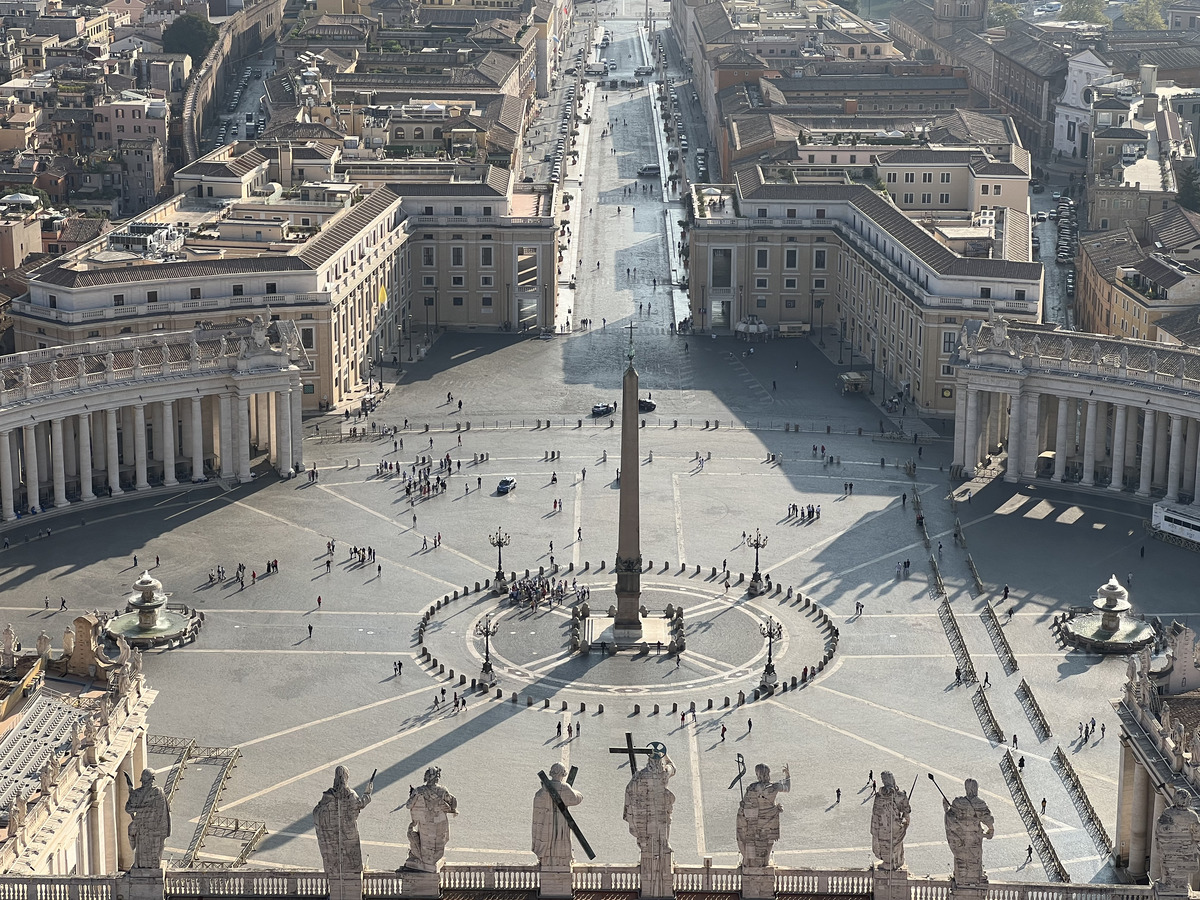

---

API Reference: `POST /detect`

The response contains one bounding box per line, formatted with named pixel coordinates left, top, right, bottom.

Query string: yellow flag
left=378, top=284, right=387, bottom=305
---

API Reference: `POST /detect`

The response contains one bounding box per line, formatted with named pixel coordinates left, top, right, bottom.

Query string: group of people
left=507, top=573, right=589, bottom=609
left=786, top=503, right=820, bottom=521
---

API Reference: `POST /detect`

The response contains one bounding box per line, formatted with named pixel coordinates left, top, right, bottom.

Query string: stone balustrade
left=0, top=875, right=120, bottom=898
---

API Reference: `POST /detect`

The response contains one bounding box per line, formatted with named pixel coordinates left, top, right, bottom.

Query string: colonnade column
left=218, top=393, right=233, bottom=479
left=23, top=423, right=39, bottom=511
left=191, top=397, right=204, bottom=481
left=963, top=388, right=980, bottom=470
left=1022, top=392, right=1040, bottom=478
left=1138, top=409, right=1156, bottom=498
left=106, top=409, right=122, bottom=495
left=952, top=386, right=968, bottom=466
left=50, top=418, right=67, bottom=507
left=161, top=400, right=177, bottom=486
left=275, top=389, right=292, bottom=476
left=1155, top=413, right=1170, bottom=488
left=133, top=404, right=149, bottom=491
left=290, top=378, right=303, bottom=471
left=1167, top=413, right=1184, bottom=502
left=1082, top=400, right=1098, bottom=487
left=1193, top=426, right=1200, bottom=506
left=1129, top=762, right=1151, bottom=877
left=1005, top=391, right=1022, bottom=483
left=1184, top=418, right=1199, bottom=498
left=1110, top=405, right=1127, bottom=493
left=1054, top=398, right=1069, bottom=481
left=0, top=431, right=14, bottom=521
left=237, top=394, right=252, bottom=483
left=78, top=413, right=94, bottom=502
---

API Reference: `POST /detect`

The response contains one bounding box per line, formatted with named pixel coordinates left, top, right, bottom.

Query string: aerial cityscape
left=0, top=0, right=1199, bottom=895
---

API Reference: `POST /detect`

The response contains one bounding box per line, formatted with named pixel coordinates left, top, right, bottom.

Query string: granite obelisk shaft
left=614, top=359, right=642, bottom=634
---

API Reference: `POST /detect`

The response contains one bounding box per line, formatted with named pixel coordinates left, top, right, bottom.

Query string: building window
left=711, top=248, right=732, bottom=288
left=980, top=287, right=991, bottom=298
left=814, top=250, right=826, bottom=269
left=482, top=296, right=493, bottom=306
left=785, top=278, right=797, bottom=289
left=786, top=208, right=796, bottom=218
left=113, top=293, right=125, bottom=306
left=904, top=172, right=915, bottom=183
left=232, top=284, right=244, bottom=296
left=190, top=287, right=201, bottom=299
left=451, top=276, right=464, bottom=286
left=423, top=276, right=435, bottom=286
left=1015, top=289, right=1026, bottom=301
left=814, top=278, right=826, bottom=289
left=301, top=327, right=314, bottom=349
left=785, top=248, right=797, bottom=269
left=423, top=247, right=435, bottom=267
left=785, top=298, right=796, bottom=308
left=941, top=173, right=951, bottom=183
left=483, top=206, right=493, bottom=216
left=481, top=275, right=494, bottom=287
left=47, top=294, right=56, bottom=308
left=424, top=296, right=434, bottom=306
left=451, top=247, right=464, bottom=267
left=922, top=172, right=932, bottom=183
left=903, top=193, right=914, bottom=203
left=886, top=172, right=897, bottom=183
left=940, top=193, right=950, bottom=203
left=1101, top=218, right=1109, bottom=229
left=147, top=290, right=158, bottom=302
left=452, top=296, right=464, bottom=306
left=757, top=208, right=767, bottom=218
left=993, top=184, right=1001, bottom=196
left=756, top=249, right=768, bottom=269
left=756, top=298, right=767, bottom=307
left=921, top=193, right=932, bottom=203
left=481, top=246, right=494, bottom=267
left=942, top=365, right=954, bottom=376
left=981, top=185, right=990, bottom=195
left=942, top=331, right=957, bottom=353
left=266, top=282, right=277, bottom=294
left=755, top=277, right=768, bottom=288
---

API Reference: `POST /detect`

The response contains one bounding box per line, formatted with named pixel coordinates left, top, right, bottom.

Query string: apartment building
left=687, top=166, right=1043, bottom=415
left=874, top=145, right=1031, bottom=217
left=92, top=92, right=168, bottom=150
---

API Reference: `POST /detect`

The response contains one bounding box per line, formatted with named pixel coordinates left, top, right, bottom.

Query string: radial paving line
left=671, top=473, right=686, bottom=565
left=685, top=719, right=708, bottom=857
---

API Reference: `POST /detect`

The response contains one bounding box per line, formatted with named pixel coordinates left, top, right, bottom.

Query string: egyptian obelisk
left=614, top=328, right=642, bottom=637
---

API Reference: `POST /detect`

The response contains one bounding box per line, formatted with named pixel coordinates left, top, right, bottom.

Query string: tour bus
left=1149, top=501, right=1200, bottom=551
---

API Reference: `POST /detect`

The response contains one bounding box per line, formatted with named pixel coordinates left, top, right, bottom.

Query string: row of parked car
left=549, top=82, right=577, bottom=183
left=1053, top=196, right=1077, bottom=266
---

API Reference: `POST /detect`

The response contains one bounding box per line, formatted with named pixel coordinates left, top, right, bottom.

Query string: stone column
left=78, top=413, right=94, bottom=502
left=1022, top=391, right=1040, bottom=478
left=1126, top=409, right=1140, bottom=472
left=1149, top=790, right=1168, bottom=880
left=1115, top=741, right=1135, bottom=867
left=191, top=396, right=204, bottom=481
left=1054, top=397, right=1069, bottom=481
left=237, top=394, right=252, bottom=483
left=161, top=400, right=177, bottom=486
left=1129, top=759, right=1151, bottom=877
left=116, top=756, right=134, bottom=869
left=88, top=786, right=106, bottom=875
left=1110, top=405, right=1127, bottom=492
left=106, top=409, right=122, bottom=495
left=1081, top=400, right=1098, bottom=487
left=122, top=409, right=136, bottom=467
left=1138, top=409, right=1156, bottom=497
left=218, top=393, right=233, bottom=479
left=63, top=417, right=77, bottom=478
left=1184, top=419, right=1199, bottom=498
left=1154, top=412, right=1170, bottom=489
left=1005, top=391, right=1022, bottom=483
left=151, top=402, right=164, bottom=463
left=963, top=388, right=980, bottom=470
left=1166, top=413, right=1185, bottom=502
left=51, top=417, right=67, bottom=507
left=22, top=423, right=39, bottom=511
left=133, top=404, right=149, bottom=491
left=291, top=378, right=304, bottom=470
left=952, top=386, right=968, bottom=466
left=275, top=388, right=292, bottom=476
left=1193, top=431, right=1200, bottom=506
left=92, top=412, right=105, bottom=470
left=0, top=431, right=14, bottom=522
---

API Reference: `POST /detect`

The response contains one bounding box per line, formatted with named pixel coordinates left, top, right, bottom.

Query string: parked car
left=497, top=477, right=517, bottom=495
left=592, top=402, right=615, bottom=416
left=638, top=398, right=657, bottom=412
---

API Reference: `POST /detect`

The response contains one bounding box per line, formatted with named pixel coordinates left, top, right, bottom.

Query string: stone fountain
left=1063, top=574, right=1156, bottom=653
left=104, top=571, right=203, bottom=649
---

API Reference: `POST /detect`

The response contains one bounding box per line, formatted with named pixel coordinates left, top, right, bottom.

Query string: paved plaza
left=0, top=15, right=1189, bottom=885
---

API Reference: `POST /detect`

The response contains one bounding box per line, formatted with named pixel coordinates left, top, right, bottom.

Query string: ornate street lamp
left=476, top=614, right=500, bottom=682
left=489, top=526, right=511, bottom=594
left=815, top=298, right=826, bottom=348
left=760, top=616, right=782, bottom=687
left=747, top=528, right=768, bottom=596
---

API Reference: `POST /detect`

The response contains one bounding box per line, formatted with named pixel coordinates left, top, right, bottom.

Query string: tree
left=163, top=14, right=218, bottom=64
left=1121, top=0, right=1164, bottom=29
left=1060, top=0, right=1110, bottom=22
left=1178, top=167, right=1200, bottom=213
left=988, top=3, right=1021, bottom=25
left=833, top=0, right=860, bottom=14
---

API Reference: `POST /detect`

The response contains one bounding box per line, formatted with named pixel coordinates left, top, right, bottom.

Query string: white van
left=637, top=164, right=661, bottom=176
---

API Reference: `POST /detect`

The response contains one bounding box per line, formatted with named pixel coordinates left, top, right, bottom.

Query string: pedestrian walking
left=557, top=721, right=562, bottom=737
left=59, top=597, right=66, bottom=610
left=317, top=596, right=322, bottom=608
left=720, top=724, right=727, bottom=741
left=1012, top=734, right=1018, bottom=749
left=955, top=666, right=961, bottom=685
left=983, top=672, right=990, bottom=687
left=397, top=661, right=402, bottom=676
left=43, top=596, right=48, bottom=609
left=747, top=717, right=753, bottom=733
left=1018, top=755, right=1025, bottom=770
left=307, top=624, right=313, bottom=638
left=1101, top=723, right=1105, bottom=738
left=1040, top=798, right=1047, bottom=814
left=1025, top=845, right=1033, bottom=864
left=836, top=788, right=841, bottom=803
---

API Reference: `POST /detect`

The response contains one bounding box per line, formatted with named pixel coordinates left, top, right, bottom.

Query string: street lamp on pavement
left=760, top=615, right=782, bottom=687
left=747, top=528, right=768, bottom=595
left=815, top=298, right=825, bottom=348
left=476, top=614, right=500, bottom=682
left=489, top=526, right=511, bottom=594
left=838, top=316, right=845, bottom=366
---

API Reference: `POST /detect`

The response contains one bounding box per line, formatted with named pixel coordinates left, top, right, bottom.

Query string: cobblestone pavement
left=0, top=326, right=1184, bottom=883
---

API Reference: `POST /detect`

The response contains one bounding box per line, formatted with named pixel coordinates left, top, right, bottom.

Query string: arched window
left=414, top=127, right=425, bottom=139
left=395, top=127, right=405, bottom=139
left=433, top=127, right=442, bottom=138
left=873, top=45, right=881, bottom=54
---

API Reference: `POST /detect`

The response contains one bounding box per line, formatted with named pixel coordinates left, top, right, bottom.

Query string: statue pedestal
left=123, top=866, right=166, bottom=900
left=740, top=866, right=775, bottom=900
left=873, top=868, right=909, bottom=900
left=328, top=873, right=365, bottom=900
left=638, top=851, right=673, bottom=899
left=747, top=577, right=765, bottom=597
left=540, top=866, right=573, bottom=898
left=949, top=879, right=987, bottom=900
left=585, top=617, right=669, bottom=650
left=400, top=869, right=441, bottom=899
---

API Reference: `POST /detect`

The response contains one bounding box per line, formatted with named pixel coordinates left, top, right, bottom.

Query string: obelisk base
left=123, top=867, right=166, bottom=900
left=328, top=873, right=365, bottom=900
left=540, top=866, right=574, bottom=898
left=740, top=867, right=776, bottom=900
left=400, top=869, right=441, bottom=899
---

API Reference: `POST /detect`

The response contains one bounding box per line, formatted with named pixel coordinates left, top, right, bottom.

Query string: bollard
left=580, top=702, right=587, bottom=712
left=525, top=568, right=530, bottom=578
left=696, top=564, right=701, bottom=574
left=753, top=688, right=760, bottom=701
left=714, top=420, right=719, bottom=429
left=466, top=422, right=470, bottom=430
left=475, top=582, right=480, bottom=592
left=597, top=703, right=604, bottom=713
left=449, top=668, right=455, bottom=679
left=544, top=699, right=551, bottom=709
left=723, top=696, right=730, bottom=708
left=705, top=420, right=710, bottom=429
left=562, top=701, right=569, bottom=711
left=538, top=420, right=542, bottom=429
left=673, top=420, right=678, bottom=428
left=578, top=419, right=582, bottom=428
left=738, top=573, right=745, bottom=583
left=634, top=703, right=641, bottom=714
left=653, top=704, right=660, bottom=715
left=512, top=692, right=518, bottom=703
left=460, top=675, right=466, bottom=685
left=357, top=459, right=361, bottom=467
left=712, top=566, right=717, bottom=577
left=569, top=562, right=574, bottom=572
left=791, top=676, right=798, bottom=688
left=344, top=459, right=349, bottom=468
left=424, top=424, right=429, bottom=432
left=671, top=702, right=678, bottom=714
left=528, top=696, right=534, bottom=706
left=737, top=691, right=745, bottom=706
left=641, top=419, right=646, bottom=428
left=453, top=590, right=458, bottom=600
left=496, top=688, right=502, bottom=698
left=464, top=587, right=469, bottom=596
left=584, top=561, right=590, bottom=570
left=689, top=701, right=696, bottom=712
left=707, top=699, right=713, bottom=710
left=439, top=664, right=445, bottom=674
left=471, top=678, right=477, bottom=689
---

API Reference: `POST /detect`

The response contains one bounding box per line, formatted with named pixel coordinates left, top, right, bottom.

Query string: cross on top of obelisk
left=624, top=322, right=636, bottom=366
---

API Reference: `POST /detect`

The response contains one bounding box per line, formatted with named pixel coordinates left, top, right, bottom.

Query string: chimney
left=844, top=97, right=857, bottom=113
left=1140, top=63, right=1158, bottom=96
left=1140, top=93, right=1158, bottom=118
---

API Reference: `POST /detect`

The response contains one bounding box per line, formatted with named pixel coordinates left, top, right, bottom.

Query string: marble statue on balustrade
left=736, top=763, right=790, bottom=869
left=125, top=769, right=171, bottom=869
left=314, top=766, right=374, bottom=876
left=8, top=790, right=25, bottom=831
left=69, top=721, right=82, bottom=755
left=943, top=778, right=993, bottom=886
left=533, top=762, right=584, bottom=869
left=1155, top=791, right=1200, bottom=895
left=2, top=623, right=16, bottom=668
left=62, top=625, right=74, bottom=660
left=624, top=752, right=676, bottom=898
left=403, top=766, right=457, bottom=873
left=35, top=631, right=50, bottom=660
left=871, top=771, right=912, bottom=871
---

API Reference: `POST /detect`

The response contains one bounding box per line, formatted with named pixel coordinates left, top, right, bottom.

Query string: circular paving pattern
left=421, top=577, right=835, bottom=696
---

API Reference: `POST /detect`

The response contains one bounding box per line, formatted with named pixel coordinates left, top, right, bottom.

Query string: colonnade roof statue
left=314, top=766, right=374, bottom=876
left=124, top=768, right=171, bottom=870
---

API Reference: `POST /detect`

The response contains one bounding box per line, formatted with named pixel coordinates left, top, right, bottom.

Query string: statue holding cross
left=615, top=734, right=676, bottom=899
left=533, top=764, right=588, bottom=869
